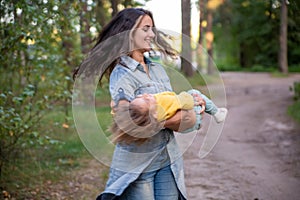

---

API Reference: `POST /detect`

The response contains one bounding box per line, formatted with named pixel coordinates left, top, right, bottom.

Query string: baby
left=132, top=89, right=227, bottom=131
left=110, top=89, right=227, bottom=143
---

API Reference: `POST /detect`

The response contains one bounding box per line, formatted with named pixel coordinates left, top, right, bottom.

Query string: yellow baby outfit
left=154, top=91, right=194, bottom=122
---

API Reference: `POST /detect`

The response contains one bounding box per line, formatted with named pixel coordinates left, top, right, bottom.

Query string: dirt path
left=49, top=72, right=300, bottom=200
left=184, top=72, right=300, bottom=200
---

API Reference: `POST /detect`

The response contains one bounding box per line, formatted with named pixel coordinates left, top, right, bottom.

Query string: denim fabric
left=109, top=56, right=172, bottom=103
left=98, top=56, right=187, bottom=199
left=121, top=165, right=179, bottom=200
left=180, top=89, right=218, bottom=133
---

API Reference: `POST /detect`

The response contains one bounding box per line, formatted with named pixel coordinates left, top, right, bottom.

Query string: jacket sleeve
left=109, top=66, right=136, bottom=105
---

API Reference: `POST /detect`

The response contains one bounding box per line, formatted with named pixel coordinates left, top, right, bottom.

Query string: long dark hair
left=73, top=8, right=177, bottom=83
left=110, top=103, right=163, bottom=144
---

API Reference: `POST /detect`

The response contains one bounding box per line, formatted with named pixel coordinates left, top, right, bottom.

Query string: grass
left=217, top=63, right=300, bottom=73
left=288, top=101, right=300, bottom=123
left=96, top=106, right=113, bottom=136
left=289, top=65, right=300, bottom=73
left=270, top=71, right=290, bottom=78
left=288, top=81, right=300, bottom=123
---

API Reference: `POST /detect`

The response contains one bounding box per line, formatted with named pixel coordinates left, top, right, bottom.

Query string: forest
left=1, top=0, right=299, bottom=198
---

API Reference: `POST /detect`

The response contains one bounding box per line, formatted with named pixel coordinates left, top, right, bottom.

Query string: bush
left=0, top=0, right=76, bottom=179
left=288, top=101, right=300, bottom=123
left=0, top=85, right=51, bottom=175
left=290, top=81, right=300, bottom=101
left=289, top=65, right=300, bottom=73
left=288, top=81, right=300, bottom=123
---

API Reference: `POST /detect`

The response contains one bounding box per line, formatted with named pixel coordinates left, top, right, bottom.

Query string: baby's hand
left=192, top=93, right=206, bottom=114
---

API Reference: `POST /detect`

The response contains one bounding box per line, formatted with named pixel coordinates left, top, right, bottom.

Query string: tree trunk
left=80, top=0, right=91, bottom=55
left=206, top=6, right=214, bottom=74
left=198, top=0, right=205, bottom=45
left=61, top=2, right=76, bottom=118
left=96, top=0, right=109, bottom=29
left=181, top=0, right=194, bottom=77
left=110, top=0, right=120, bottom=17
left=279, top=0, right=288, bottom=74
left=239, top=42, right=246, bottom=68
left=123, top=0, right=131, bottom=7
left=197, top=0, right=205, bottom=70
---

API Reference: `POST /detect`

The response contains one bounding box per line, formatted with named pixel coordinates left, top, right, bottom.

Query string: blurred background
left=1, top=0, right=299, bottom=199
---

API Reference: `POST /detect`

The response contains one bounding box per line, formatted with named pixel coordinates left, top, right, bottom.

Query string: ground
left=48, top=72, right=300, bottom=200
left=184, top=72, right=300, bottom=200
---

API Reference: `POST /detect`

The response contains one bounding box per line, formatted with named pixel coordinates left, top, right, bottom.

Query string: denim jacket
left=99, top=55, right=187, bottom=199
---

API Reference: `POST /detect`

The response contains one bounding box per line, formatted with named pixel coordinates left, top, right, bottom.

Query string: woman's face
left=132, top=15, right=155, bottom=52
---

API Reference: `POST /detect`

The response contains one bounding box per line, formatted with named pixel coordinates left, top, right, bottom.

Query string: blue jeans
left=120, top=165, right=179, bottom=200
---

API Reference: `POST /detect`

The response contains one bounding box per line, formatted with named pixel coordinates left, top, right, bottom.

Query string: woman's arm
left=164, top=109, right=196, bottom=132
left=114, top=99, right=196, bottom=132
left=164, top=93, right=206, bottom=132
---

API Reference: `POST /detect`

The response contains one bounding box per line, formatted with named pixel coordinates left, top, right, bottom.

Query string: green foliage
left=0, top=85, right=49, bottom=167
left=288, top=81, right=300, bottom=123
left=289, top=65, right=300, bottom=72
left=290, top=81, right=300, bottom=101
left=214, top=0, right=300, bottom=70
left=0, top=106, right=89, bottom=199
left=250, top=65, right=277, bottom=72
left=288, top=101, right=300, bottom=123
left=96, top=106, right=114, bottom=136
left=217, top=64, right=243, bottom=72
left=0, top=0, right=81, bottom=189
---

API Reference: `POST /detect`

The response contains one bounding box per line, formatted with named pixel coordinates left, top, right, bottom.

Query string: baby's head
left=110, top=94, right=160, bottom=144
left=130, top=93, right=157, bottom=116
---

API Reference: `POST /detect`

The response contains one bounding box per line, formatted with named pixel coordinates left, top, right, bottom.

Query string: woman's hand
left=164, top=109, right=196, bottom=132
left=110, top=100, right=129, bottom=115
left=163, top=93, right=206, bottom=131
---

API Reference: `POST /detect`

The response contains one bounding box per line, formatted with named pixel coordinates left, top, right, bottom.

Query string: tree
left=206, top=0, right=224, bottom=74
left=197, top=0, right=206, bottom=70
left=122, top=0, right=149, bottom=8
left=110, top=0, right=120, bottom=17
left=110, top=0, right=149, bottom=17
left=181, top=0, right=194, bottom=77
left=279, top=0, right=288, bottom=74
left=0, top=0, right=81, bottom=181
left=206, top=0, right=214, bottom=74
left=80, top=0, right=92, bottom=55
left=198, top=0, right=206, bottom=45
left=195, top=0, right=299, bottom=71
left=60, top=1, right=81, bottom=117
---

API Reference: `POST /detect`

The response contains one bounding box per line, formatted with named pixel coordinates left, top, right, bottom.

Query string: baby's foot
left=213, top=108, right=228, bottom=123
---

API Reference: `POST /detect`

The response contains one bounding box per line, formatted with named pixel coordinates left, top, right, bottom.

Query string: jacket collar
left=120, top=55, right=153, bottom=72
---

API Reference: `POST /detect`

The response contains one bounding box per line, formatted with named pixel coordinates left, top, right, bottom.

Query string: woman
left=74, top=8, right=205, bottom=200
